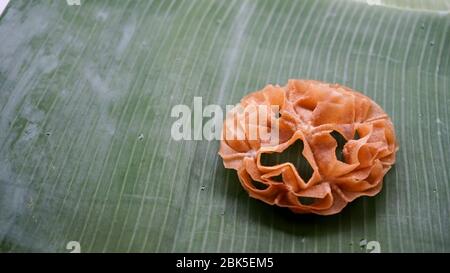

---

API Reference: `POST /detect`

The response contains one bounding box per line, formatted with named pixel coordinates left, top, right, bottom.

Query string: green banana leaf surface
left=0, top=0, right=449, bottom=252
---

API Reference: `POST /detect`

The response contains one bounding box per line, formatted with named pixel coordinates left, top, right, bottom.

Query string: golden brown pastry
left=219, top=80, right=398, bottom=215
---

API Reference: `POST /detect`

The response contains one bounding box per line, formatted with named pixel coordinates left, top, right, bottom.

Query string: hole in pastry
left=260, top=140, right=314, bottom=182
left=270, top=174, right=283, bottom=183
left=298, top=196, right=316, bottom=205
left=353, top=130, right=360, bottom=140
left=250, top=180, right=269, bottom=190
left=331, top=130, right=346, bottom=162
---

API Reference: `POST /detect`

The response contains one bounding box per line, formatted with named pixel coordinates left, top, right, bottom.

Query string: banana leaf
left=0, top=0, right=449, bottom=252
